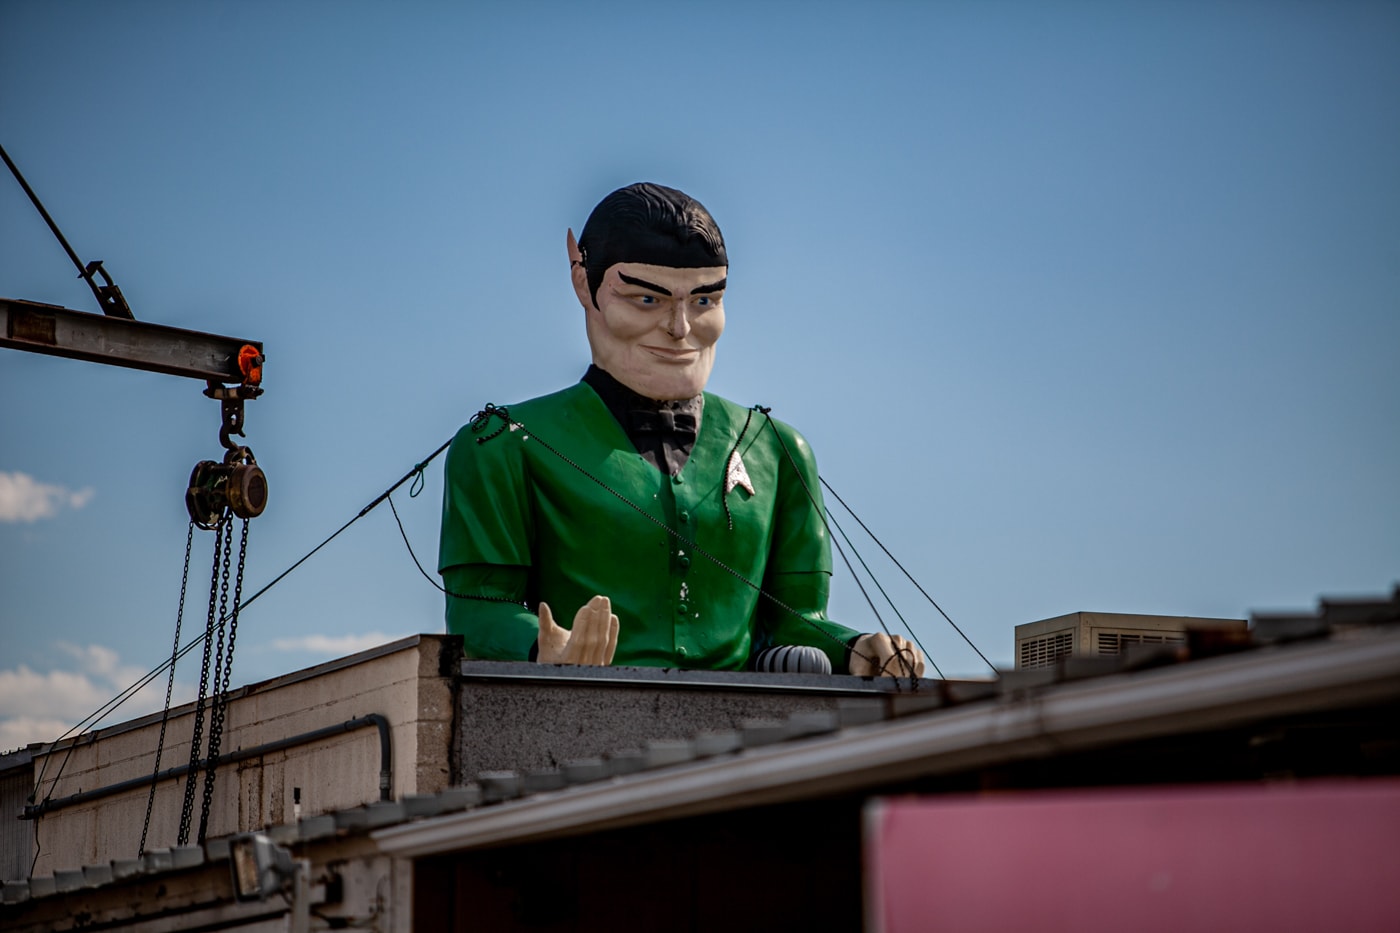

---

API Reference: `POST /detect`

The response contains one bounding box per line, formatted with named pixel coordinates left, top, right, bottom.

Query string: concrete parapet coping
left=459, top=660, right=934, bottom=694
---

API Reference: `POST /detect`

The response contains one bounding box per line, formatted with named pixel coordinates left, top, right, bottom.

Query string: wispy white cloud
left=0, top=665, right=112, bottom=722
left=271, top=632, right=407, bottom=656
left=0, top=471, right=95, bottom=523
left=0, top=716, right=74, bottom=755
left=0, top=643, right=193, bottom=753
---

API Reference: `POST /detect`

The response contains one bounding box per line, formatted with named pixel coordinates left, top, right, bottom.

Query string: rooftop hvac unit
left=1014, top=612, right=1247, bottom=670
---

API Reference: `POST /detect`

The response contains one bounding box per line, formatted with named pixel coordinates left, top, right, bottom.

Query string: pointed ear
left=566, top=228, right=595, bottom=311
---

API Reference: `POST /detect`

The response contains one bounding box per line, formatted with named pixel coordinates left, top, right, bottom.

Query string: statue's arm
left=440, top=422, right=539, bottom=659
left=757, top=419, right=860, bottom=671
left=758, top=418, right=924, bottom=678
left=760, top=569, right=860, bottom=673
left=443, top=563, right=540, bottom=660
left=439, top=421, right=617, bottom=665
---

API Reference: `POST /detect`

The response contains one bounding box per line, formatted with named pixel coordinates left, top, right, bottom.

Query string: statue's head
left=569, top=183, right=728, bottom=400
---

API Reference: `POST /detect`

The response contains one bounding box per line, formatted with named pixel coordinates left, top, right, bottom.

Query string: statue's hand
left=537, top=595, right=619, bottom=666
left=849, top=633, right=925, bottom=678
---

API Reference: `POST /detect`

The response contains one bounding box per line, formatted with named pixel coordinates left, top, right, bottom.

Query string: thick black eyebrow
left=617, top=273, right=672, bottom=297
left=690, top=277, right=727, bottom=295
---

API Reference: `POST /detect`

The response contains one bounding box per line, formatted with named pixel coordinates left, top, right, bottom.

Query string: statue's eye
left=696, top=296, right=712, bottom=307
left=638, top=295, right=657, bottom=305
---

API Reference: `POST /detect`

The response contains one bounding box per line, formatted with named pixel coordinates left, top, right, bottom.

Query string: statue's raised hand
left=537, top=595, right=619, bottom=666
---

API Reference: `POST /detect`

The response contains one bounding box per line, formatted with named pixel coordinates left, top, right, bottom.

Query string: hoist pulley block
left=186, top=457, right=267, bottom=529
left=186, top=359, right=267, bottom=529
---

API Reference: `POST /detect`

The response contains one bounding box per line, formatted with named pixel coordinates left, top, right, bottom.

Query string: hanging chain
left=228, top=521, right=249, bottom=682
left=138, top=523, right=195, bottom=857
left=178, top=517, right=225, bottom=846
left=197, top=518, right=237, bottom=843
left=199, top=519, right=249, bottom=842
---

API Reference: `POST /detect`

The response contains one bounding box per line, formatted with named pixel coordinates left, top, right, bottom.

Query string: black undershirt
left=582, top=364, right=703, bottom=476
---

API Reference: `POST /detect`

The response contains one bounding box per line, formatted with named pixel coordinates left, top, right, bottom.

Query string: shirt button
left=678, top=555, right=690, bottom=569
left=678, top=510, right=690, bottom=523
left=677, top=603, right=689, bottom=615
left=678, top=646, right=688, bottom=658
left=673, top=474, right=684, bottom=485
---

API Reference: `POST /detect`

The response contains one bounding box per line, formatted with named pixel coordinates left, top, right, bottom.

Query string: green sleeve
left=439, top=420, right=534, bottom=570
left=443, top=564, right=539, bottom=660
left=757, top=417, right=860, bottom=672
left=439, top=417, right=540, bottom=660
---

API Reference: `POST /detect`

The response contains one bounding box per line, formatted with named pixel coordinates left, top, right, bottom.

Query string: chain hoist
left=186, top=350, right=267, bottom=528
left=176, top=351, right=265, bottom=845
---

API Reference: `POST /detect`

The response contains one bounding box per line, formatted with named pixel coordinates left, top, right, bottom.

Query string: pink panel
left=865, top=780, right=1400, bottom=933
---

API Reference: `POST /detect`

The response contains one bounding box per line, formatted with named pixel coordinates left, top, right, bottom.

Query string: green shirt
left=438, top=381, right=858, bottom=671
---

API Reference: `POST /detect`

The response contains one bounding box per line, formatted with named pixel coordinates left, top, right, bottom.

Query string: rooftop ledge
left=458, top=660, right=957, bottom=694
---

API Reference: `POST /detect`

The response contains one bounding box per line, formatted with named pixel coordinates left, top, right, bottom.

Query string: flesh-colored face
left=575, top=258, right=727, bottom=400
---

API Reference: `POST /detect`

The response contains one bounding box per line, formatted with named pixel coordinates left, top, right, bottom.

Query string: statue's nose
left=665, top=306, right=691, bottom=339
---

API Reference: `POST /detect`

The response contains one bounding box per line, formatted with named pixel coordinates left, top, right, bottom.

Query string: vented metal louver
left=1019, top=631, right=1074, bottom=669
left=1095, top=631, right=1185, bottom=656
left=1014, top=612, right=1246, bottom=670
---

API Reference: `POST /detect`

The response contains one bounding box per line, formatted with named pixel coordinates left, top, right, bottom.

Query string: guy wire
left=824, top=506, right=943, bottom=680
left=28, top=439, right=455, bottom=813
left=387, top=493, right=491, bottom=602
left=28, top=425, right=975, bottom=812
left=758, top=414, right=921, bottom=682
left=819, top=476, right=996, bottom=673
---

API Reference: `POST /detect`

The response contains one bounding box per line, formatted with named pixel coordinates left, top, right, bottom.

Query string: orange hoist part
left=238, top=344, right=264, bottom=386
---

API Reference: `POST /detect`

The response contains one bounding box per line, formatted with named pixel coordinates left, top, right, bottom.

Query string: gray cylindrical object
left=753, top=645, right=832, bottom=675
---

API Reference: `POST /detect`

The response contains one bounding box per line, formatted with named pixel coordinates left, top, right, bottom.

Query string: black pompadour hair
left=577, top=183, right=727, bottom=305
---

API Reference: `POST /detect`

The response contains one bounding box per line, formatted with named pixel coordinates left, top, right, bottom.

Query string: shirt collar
left=581, top=364, right=703, bottom=428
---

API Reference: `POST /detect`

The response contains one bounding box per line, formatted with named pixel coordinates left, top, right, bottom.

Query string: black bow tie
left=630, top=408, right=699, bottom=439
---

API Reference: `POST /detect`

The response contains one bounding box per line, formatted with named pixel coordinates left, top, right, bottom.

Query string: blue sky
left=2, top=1, right=1397, bottom=750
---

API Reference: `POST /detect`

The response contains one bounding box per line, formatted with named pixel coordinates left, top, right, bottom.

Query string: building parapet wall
left=454, top=660, right=913, bottom=779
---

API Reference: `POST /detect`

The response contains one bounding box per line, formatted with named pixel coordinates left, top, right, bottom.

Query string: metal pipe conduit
left=23, top=714, right=392, bottom=820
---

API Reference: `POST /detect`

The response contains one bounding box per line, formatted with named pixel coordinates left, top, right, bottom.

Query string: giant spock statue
left=439, top=183, right=924, bottom=677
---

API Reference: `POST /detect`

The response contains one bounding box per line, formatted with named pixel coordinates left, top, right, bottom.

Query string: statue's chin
left=590, top=347, right=713, bottom=401
left=616, top=368, right=708, bottom=401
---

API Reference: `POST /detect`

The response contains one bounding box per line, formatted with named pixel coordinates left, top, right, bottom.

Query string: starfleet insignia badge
left=725, top=450, right=755, bottom=497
